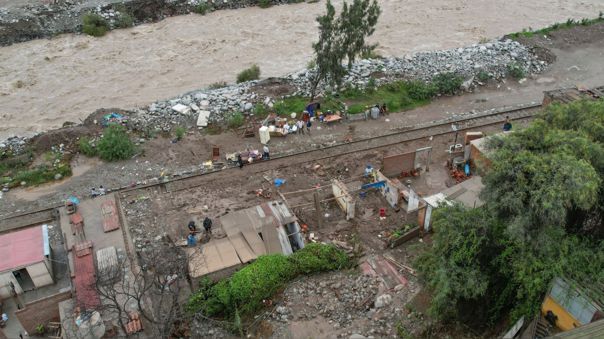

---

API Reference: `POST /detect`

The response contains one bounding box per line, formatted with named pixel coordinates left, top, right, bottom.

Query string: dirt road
left=1, top=0, right=602, bottom=140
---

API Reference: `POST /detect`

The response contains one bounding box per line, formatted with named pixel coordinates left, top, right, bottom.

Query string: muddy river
left=1, top=0, right=602, bottom=140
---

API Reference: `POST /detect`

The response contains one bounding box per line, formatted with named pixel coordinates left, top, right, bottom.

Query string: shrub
left=405, top=80, right=436, bottom=101
left=97, top=125, right=136, bottom=161
left=208, top=81, right=228, bottom=89
left=366, top=77, right=377, bottom=93
left=253, top=103, right=269, bottom=117
left=187, top=244, right=349, bottom=319
left=174, top=126, right=186, bottom=140
left=82, top=13, right=109, bottom=37
left=258, top=0, right=272, bottom=9
left=116, top=13, right=134, bottom=28
left=289, top=243, right=350, bottom=274
left=347, top=104, right=366, bottom=115
left=432, top=72, right=463, bottom=96
left=306, top=58, right=317, bottom=69
left=227, top=112, right=245, bottom=129
left=507, top=62, right=526, bottom=79
left=477, top=70, right=491, bottom=82
left=236, top=64, right=261, bottom=83
left=194, top=3, right=211, bottom=15
left=78, top=137, right=97, bottom=157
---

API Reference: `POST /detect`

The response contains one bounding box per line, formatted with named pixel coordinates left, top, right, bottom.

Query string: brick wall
left=14, top=290, right=72, bottom=334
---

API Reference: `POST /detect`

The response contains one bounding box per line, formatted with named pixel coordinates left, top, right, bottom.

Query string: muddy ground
left=1, top=1, right=603, bottom=140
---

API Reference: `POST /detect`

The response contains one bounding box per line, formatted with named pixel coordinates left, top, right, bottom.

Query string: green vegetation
left=174, top=126, right=186, bottom=140
left=507, top=62, right=526, bottom=79
left=416, top=100, right=604, bottom=327
left=194, top=3, right=212, bottom=15
left=431, top=72, right=463, bottom=96
left=0, top=147, right=72, bottom=188
left=258, top=0, right=272, bottom=9
left=97, top=125, right=136, bottom=161
left=310, top=0, right=381, bottom=99
left=253, top=103, right=269, bottom=118
left=208, top=81, right=228, bottom=89
left=509, top=13, right=604, bottom=39
left=227, top=112, right=245, bottom=129
left=270, top=78, right=452, bottom=117
left=82, top=13, right=109, bottom=37
left=236, top=64, right=261, bottom=83
left=116, top=12, right=134, bottom=28
left=78, top=137, right=97, bottom=157
left=187, top=244, right=350, bottom=322
left=476, top=70, right=491, bottom=82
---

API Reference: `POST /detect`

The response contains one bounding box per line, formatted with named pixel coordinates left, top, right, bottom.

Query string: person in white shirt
left=263, top=145, right=270, bottom=160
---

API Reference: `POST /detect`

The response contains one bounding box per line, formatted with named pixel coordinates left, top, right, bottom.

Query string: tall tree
left=310, top=0, right=381, bottom=99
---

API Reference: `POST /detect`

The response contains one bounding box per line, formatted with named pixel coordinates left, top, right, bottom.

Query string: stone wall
left=14, top=290, right=72, bottom=334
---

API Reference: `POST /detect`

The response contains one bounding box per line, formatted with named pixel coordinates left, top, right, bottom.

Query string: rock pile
left=127, top=39, right=547, bottom=132
left=0, top=136, right=28, bottom=157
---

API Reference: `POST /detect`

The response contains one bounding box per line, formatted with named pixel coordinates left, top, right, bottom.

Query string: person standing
left=263, top=145, right=270, bottom=160
left=296, top=120, right=304, bottom=135
left=237, top=154, right=244, bottom=169
left=203, top=217, right=213, bottom=234
left=99, top=185, right=106, bottom=196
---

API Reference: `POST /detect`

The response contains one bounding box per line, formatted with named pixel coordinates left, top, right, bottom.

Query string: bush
left=82, top=13, right=109, bottom=37
left=208, top=81, right=228, bottom=89
left=477, top=70, right=491, bottom=82
left=187, top=244, right=349, bottom=319
left=258, top=0, right=272, bottom=9
left=116, top=13, right=134, bottom=28
left=236, top=64, right=261, bottom=83
left=289, top=243, right=350, bottom=274
left=405, top=80, right=436, bottom=101
left=227, top=112, right=245, bottom=129
left=194, top=3, right=211, bottom=15
left=97, top=125, right=136, bottom=161
left=347, top=104, right=366, bottom=115
left=13, top=163, right=72, bottom=187
left=507, top=63, right=526, bottom=79
left=174, top=126, right=186, bottom=140
left=78, top=137, right=97, bottom=157
left=432, top=72, right=463, bottom=96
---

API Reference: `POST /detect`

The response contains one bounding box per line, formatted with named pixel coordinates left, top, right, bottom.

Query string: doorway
left=12, top=268, right=34, bottom=292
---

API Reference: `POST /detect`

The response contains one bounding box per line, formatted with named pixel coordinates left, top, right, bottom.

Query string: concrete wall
left=14, top=290, right=72, bottom=335
left=26, top=261, right=54, bottom=288
left=375, top=170, right=400, bottom=208
left=332, top=180, right=355, bottom=220
left=0, top=271, right=23, bottom=298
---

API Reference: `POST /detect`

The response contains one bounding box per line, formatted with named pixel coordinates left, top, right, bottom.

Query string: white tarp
left=196, top=110, right=211, bottom=127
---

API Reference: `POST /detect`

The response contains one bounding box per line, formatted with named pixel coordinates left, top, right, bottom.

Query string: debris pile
left=0, top=136, right=28, bottom=157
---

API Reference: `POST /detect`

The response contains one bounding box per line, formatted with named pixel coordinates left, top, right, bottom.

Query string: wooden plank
left=101, top=199, right=120, bottom=232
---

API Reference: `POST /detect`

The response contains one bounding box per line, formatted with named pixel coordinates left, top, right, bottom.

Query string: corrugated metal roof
left=0, top=225, right=45, bottom=272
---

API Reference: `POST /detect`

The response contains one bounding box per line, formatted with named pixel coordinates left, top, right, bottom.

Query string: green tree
left=310, top=0, right=381, bottom=99
left=415, top=100, right=604, bottom=327
left=97, top=125, right=136, bottom=161
left=415, top=205, right=512, bottom=325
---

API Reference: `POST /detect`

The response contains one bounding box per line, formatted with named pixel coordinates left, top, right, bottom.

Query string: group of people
left=90, top=185, right=106, bottom=198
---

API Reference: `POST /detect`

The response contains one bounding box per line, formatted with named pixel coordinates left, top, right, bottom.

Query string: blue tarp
left=361, top=180, right=386, bottom=190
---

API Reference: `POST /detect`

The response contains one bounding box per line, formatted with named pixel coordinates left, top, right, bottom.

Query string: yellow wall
left=542, top=296, right=582, bottom=331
